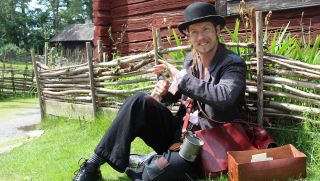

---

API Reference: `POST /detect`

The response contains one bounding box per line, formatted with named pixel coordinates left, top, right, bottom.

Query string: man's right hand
left=151, top=79, right=170, bottom=101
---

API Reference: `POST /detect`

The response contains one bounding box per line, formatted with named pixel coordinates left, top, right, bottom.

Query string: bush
left=0, top=43, right=26, bottom=57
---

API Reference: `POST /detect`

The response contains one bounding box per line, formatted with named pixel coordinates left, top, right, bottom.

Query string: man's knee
left=129, top=92, right=158, bottom=107
left=131, top=92, right=148, bottom=101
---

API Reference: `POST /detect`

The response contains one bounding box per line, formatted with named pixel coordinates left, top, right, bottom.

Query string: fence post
left=0, top=58, right=4, bottom=94
left=86, top=42, right=97, bottom=120
left=98, top=40, right=104, bottom=62
left=10, top=63, right=15, bottom=94
left=44, top=42, right=49, bottom=65
left=23, top=65, right=28, bottom=94
left=255, top=11, right=264, bottom=126
left=31, top=49, right=45, bottom=121
left=215, top=0, right=227, bottom=17
left=152, top=27, right=160, bottom=80
left=156, top=28, right=162, bottom=51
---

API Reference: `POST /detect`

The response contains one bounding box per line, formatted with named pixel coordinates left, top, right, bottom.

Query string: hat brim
left=178, top=15, right=226, bottom=35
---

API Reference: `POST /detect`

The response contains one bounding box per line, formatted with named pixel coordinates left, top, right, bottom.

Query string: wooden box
left=227, top=144, right=307, bottom=181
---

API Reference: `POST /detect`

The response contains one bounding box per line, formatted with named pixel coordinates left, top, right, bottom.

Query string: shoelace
left=73, top=158, right=88, bottom=181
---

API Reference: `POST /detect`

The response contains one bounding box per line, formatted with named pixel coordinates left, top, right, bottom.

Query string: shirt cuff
left=168, top=69, right=187, bottom=95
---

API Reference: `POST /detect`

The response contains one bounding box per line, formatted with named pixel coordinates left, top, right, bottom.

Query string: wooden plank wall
left=93, top=0, right=212, bottom=57
left=226, top=5, right=320, bottom=42
left=93, top=0, right=320, bottom=58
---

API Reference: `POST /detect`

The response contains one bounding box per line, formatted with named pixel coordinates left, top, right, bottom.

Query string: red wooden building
left=93, top=0, right=320, bottom=59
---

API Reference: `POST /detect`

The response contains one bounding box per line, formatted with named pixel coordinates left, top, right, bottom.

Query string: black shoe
left=73, top=159, right=103, bottom=181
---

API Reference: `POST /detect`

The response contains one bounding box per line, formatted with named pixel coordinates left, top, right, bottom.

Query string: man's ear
left=216, top=25, right=221, bottom=34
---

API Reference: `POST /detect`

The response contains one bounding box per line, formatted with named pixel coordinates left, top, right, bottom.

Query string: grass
left=2, top=61, right=32, bottom=70
left=0, top=113, right=153, bottom=181
left=267, top=120, right=320, bottom=181
left=0, top=110, right=319, bottom=180
left=0, top=95, right=38, bottom=123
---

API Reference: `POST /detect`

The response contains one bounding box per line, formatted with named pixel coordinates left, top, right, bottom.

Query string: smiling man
left=73, top=2, right=246, bottom=181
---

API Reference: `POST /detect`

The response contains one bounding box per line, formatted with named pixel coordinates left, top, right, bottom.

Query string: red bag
left=180, top=99, right=275, bottom=178
left=195, top=122, right=275, bottom=178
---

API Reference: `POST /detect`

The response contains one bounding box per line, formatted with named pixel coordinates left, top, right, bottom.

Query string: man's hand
left=149, top=59, right=180, bottom=79
left=151, top=79, right=170, bottom=100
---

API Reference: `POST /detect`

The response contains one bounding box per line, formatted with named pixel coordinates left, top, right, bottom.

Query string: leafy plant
left=108, top=24, right=127, bottom=60
left=265, top=21, right=320, bottom=64
left=0, top=43, right=26, bottom=56
left=166, top=28, right=186, bottom=61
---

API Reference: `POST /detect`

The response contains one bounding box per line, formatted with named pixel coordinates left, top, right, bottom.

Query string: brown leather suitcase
left=227, top=144, right=307, bottom=181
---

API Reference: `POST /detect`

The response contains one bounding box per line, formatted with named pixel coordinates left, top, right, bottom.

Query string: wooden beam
left=98, top=40, right=103, bottom=62
left=227, top=0, right=320, bottom=16
left=31, top=49, right=45, bottom=120
left=44, top=42, right=48, bottom=65
left=256, top=11, right=264, bottom=126
left=152, top=27, right=159, bottom=80
left=215, top=0, right=227, bottom=17
left=86, top=42, right=98, bottom=119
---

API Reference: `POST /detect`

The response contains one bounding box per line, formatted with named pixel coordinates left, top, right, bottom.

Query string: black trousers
left=94, top=92, right=199, bottom=180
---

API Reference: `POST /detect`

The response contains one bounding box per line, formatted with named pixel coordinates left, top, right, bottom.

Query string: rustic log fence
left=32, top=11, right=319, bottom=125
left=0, top=54, right=35, bottom=96
left=32, top=40, right=257, bottom=120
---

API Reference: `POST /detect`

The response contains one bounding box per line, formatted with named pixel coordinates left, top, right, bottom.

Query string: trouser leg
left=94, top=92, right=180, bottom=172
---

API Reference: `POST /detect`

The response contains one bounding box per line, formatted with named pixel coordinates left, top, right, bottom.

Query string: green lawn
left=0, top=113, right=153, bottom=181
left=0, top=96, right=38, bottom=123
left=0, top=106, right=319, bottom=180
left=2, top=61, right=32, bottom=70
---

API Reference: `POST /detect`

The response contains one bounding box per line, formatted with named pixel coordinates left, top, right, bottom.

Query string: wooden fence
left=0, top=54, right=35, bottom=96
left=32, top=12, right=320, bottom=125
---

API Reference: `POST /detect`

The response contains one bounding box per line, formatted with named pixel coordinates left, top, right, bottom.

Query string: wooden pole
left=31, top=49, right=45, bottom=120
left=215, top=0, right=227, bottom=17
left=44, top=42, right=49, bottom=65
left=248, top=8, right=256, bottom=44
left=86, top=42, right=97, bottom=120
left=256, top=11, right=264, bottom=126
left=98, top=40, right=103, bottom=62
left=156, top=28, right=162, bottom=51
left=152, top=27, right=159, bottom=80
left=10, top=64, right=15, bottom=94
left=103, top=52, right=107, bottom=62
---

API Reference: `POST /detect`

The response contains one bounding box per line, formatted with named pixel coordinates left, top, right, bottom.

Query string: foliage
left=0, top=0, right=93, bottom=53
left=108, top=24, right=127, bottom=60
left=264, top=22, right=320, bottom=64
left=166, top=28, right=186, bottom=61
left=225, top=19, right=242, bottom=55
left=0, top=43, right=26, bottom=56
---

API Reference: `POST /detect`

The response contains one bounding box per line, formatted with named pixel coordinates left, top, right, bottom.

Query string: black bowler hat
left=178, top=2, right=226, bottom=35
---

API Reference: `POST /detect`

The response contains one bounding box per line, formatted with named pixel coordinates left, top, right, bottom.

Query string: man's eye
left=204, top=28, right=210, bottom=33
left=190, top=31, right=198, bottom=35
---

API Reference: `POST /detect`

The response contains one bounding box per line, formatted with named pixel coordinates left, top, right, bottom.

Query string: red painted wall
left=93, top=0, right=320, bottom=59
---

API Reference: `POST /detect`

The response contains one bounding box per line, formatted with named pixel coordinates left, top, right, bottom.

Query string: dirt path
left=0, top=98, right=41, bottom=149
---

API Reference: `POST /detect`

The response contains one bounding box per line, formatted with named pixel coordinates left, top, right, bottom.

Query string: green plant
left=108, top=24, right=127, bottom=60
left=166, top=28, right=186, bottom=61
left=0, top=43, right=26, bottom=56
left=264, top=21, right=320, bottom=64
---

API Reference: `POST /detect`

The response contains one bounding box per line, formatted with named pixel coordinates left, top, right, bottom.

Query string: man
left=73, top=2, right=246, bottom=181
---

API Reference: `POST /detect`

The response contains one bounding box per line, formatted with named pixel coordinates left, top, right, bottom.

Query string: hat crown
left=184, top=2, right=218, bottom=22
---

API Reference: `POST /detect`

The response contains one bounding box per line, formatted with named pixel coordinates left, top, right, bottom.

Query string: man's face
left=187, top=21, right=220, bottom=54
